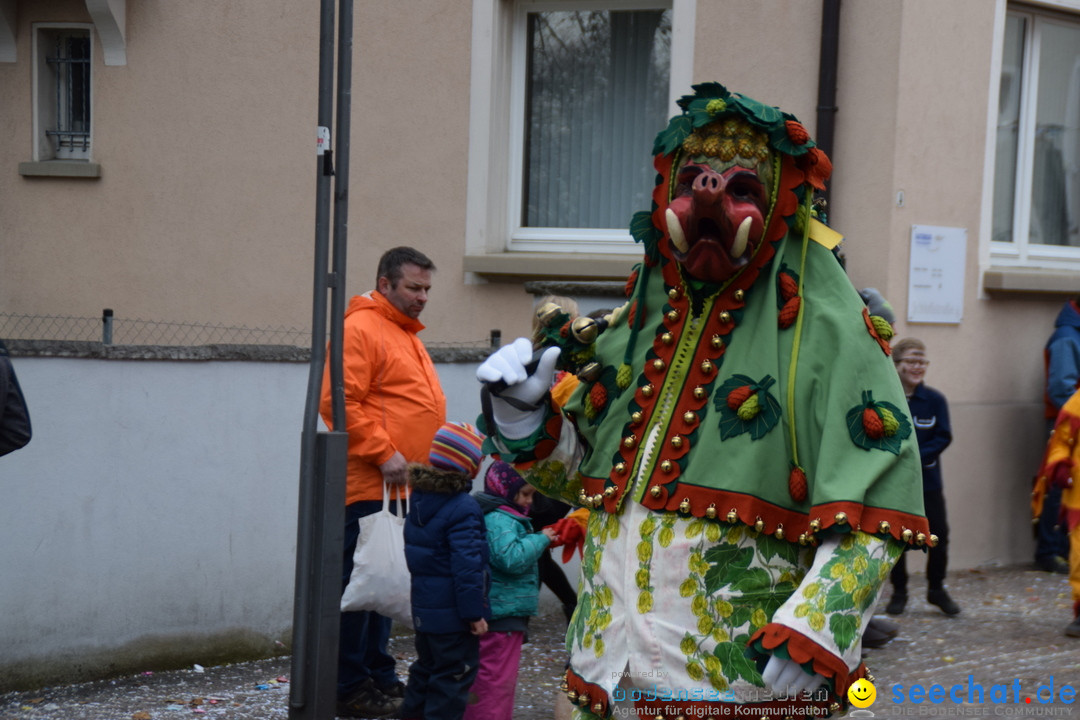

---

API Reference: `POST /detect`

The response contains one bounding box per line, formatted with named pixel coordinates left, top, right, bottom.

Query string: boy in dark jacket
left=401, top=422, right=490, bottom=720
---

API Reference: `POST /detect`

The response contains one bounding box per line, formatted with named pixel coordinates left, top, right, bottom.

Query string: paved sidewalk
left=1, top=564, right=1077, bottom=719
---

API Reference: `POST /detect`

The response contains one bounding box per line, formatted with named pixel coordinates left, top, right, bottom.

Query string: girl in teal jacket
left=465, top=461, right=558, bottom=720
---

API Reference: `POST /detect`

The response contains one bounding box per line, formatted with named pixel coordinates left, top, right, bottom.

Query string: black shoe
left=862, top=616, right=899, bottom=649
left=376, top=680, right=406, bottom=699
left=337, top=678, right=403, bottom=718
left=927, top=588, right=960, bottom=616
left=1065, top=616, right=1080, bottom=638
left=885, top=593, right=907, bottom=615
left=1036, top=556, right=1069, bottom=574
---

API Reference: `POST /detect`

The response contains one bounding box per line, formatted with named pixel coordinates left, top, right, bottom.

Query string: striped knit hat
left=428, top=422, right=486, bottom=478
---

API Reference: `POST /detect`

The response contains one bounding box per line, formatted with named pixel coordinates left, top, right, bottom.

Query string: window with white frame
left=992, top=7, right=1080, bottom=265
left=33, top=25, right=93, bottom=161
left=466, top=0, right=693, bottom=260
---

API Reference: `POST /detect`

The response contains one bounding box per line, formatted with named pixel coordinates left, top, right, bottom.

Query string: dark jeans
left=338, top=499, right=402, bottom=700
left=891, top=488, right=949, bottom=594
left=400, top=631, right=480, bottom=720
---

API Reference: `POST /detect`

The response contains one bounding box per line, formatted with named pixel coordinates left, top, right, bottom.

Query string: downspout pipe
left=817, top=0, right=841, bottom=210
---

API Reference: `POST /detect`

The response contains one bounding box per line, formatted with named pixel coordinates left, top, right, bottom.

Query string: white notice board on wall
left=907, top=225, right=966, bottom=324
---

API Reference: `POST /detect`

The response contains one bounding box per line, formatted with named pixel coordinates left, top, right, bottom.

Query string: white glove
left=476, top=337, right=561, bottom=439
left=761, top=655, right=826, bottom=698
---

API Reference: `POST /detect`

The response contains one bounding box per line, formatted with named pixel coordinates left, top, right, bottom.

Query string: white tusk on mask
left=666, top=209, right=689, bottom=254
left=730, top=216, right=752, bottom=259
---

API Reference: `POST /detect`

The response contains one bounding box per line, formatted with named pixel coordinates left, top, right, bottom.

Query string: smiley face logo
left=848, top=678, right=877, bottom=708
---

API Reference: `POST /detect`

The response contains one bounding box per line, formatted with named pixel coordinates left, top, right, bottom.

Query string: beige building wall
left=3, top=0, right=1075, bottom=570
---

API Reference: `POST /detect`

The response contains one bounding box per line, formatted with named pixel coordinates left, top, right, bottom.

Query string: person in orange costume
left=1033, top=387, right=1080, bottom=638
left=321, top=246, right=448, bottom=718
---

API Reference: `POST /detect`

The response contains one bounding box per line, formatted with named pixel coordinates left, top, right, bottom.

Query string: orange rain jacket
left=320, top=291, right=446, bottom=505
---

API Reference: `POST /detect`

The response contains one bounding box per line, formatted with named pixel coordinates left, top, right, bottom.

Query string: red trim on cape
left=579, top=473, right=932, bottom=548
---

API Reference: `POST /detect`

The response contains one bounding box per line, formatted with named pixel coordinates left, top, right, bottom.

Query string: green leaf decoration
left=567, top=591, right=591, bottom=651
left=714, top=642, right=763, bottom=685
left=653, top=115, right=694, bottom=157
left=846, top=390, right=912, bottom=455
left=731, top=567, right=773, bottom=594
left=702, top=544, right=753, bottom=594
left=823, top=580, right=856, bottom=613
left=829, top=612, right=860, bottom=652
left=757, top=534, right=801, bottom=565
left=630, top=210, right=660, bottom=245
left=715, top=374, right=781, bottom=441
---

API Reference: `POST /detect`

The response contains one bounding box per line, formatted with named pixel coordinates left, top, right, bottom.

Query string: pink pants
left=463, top=630, right=524, bottom=720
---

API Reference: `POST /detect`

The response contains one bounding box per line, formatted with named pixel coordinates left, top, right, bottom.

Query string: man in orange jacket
left=321, top=246, right=447, bottom=718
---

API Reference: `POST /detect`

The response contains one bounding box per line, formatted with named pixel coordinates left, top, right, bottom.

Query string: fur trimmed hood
left=409, top=463, right=474, bottom=495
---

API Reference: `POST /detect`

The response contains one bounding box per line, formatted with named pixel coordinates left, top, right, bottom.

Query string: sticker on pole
left=317, top=126, right=331, bottom=155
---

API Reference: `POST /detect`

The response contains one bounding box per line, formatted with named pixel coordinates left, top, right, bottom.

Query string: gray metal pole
left=289, top=0, right=347, bottom=717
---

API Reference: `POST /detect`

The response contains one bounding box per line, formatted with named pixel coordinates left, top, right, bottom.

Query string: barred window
left=34, top=25, right=92, bottom=161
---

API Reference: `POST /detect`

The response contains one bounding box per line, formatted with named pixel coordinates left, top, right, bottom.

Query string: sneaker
left=1065, top=616, right=1080, bottom=638
left=927, top=588, right=960, bottom=616
left=1036, top=556, right=1069, bottom=574
left=885, top=593, right=907, bottom=615
left=337, top=678, right=403, bottom=719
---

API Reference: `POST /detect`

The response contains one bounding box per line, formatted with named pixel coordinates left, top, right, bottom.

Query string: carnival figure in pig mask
left=477, top=82, right=928, bottom=719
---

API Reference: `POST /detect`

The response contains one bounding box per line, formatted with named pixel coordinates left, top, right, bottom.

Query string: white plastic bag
left=340, top=485, right=412, bottom=625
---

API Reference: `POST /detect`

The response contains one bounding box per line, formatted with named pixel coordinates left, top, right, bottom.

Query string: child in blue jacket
left=464, top=461, right=559, bottom=720
left=401, top=422, right=490, bottom=720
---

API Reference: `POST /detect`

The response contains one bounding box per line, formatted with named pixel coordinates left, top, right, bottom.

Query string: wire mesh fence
left=0, top=311, right=498, bottom=352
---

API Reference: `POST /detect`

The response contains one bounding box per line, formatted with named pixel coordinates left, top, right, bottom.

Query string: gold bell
left=603, top=486, right=616, bottom=498
left=667, top=310, right=680, bottom=323
left=661, top=332, right=674, bottom=345
left=579, top=362, right=602, bottom=382
left=679, top=498, right=691, bottom=514
left=901, top=528, right=914, bottom=543
left=590, top=494, right=602, bottom=508
left=726, top=509, right=738, bottom=523
left=701, top=359, right=714, bottom=374
left=706, top=503, right=718, bottom=519
left=566, top=690, right=578, bottom=702
left=683, top=411, right=697, bottom=425
left=808, top=518, right=822, bottom=532
left=719, top=310, right=733, bottom=323
left=571, top=316, right=599, bottom=344
left=614, top=462, right=627, bottom=475
left=710, top=335, right=724, bottom=350
left=593, top=703, right=604, bottom=714
left=834, top=512, right=848, bottom=525
left=753, top=517, right=765, bottom=533
left=630, top=411, right=643, bottom=425
left=774, top=524, right=785, bottom=540
left=878, top=520, right=891, bottom=534
left=578, top=490, right=589, bottom=504
left=915, top=532, right=927, bottom=546
left=650, top=485, right=663, bottom=498
left=798, top=533, right=810, bottom=545
left=536, top=302, right=561, bottom=326
left=734, top=289, right=745, bottom=302
left=623, top=434, right=637, bottom=448
left=929, top=533, right=939, bottom=547
left=653, top=359, right=666, bottom=372
left=670, top=435, right=684, bottom=448
left=693, top=386, right=707, bottom=400
left=579, top=694, right=589, bottom=707
left=660, top=460, right=673, bottom=473
left=668, top=286, right=681, bottom=300
left=641, top=384, right=654, bottom=398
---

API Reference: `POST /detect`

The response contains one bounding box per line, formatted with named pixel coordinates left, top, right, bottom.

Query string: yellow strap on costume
left=809, top=218, right=843, bottom=250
